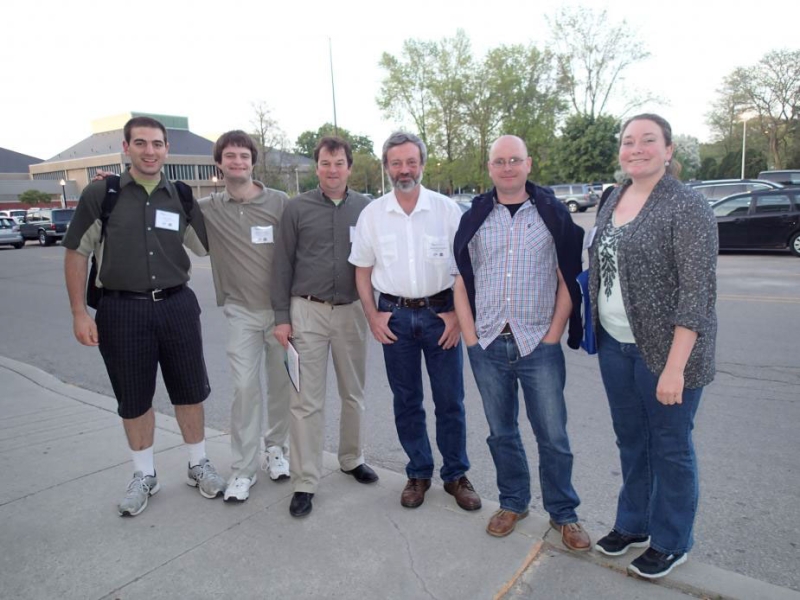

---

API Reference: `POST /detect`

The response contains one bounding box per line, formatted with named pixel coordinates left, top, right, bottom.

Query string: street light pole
left=59, top=179, right=67, bottom=208
left=211, top=175, right=218, bottom=193
left=740, top=117, right=748, bottom=179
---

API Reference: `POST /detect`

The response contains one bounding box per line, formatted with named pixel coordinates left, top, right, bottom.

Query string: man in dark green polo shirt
left=64, top=116, right=226, bottom=517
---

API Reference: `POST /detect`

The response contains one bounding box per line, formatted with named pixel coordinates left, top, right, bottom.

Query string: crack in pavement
left=386, top=512, right=439, bottom=600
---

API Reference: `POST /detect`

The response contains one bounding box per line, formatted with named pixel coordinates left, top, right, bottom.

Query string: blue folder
left=576, top=270, right=597, bottom=355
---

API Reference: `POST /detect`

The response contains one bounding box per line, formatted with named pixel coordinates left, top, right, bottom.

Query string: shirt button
left=509, top=250, right=513, bottom=254
left=507, top=273, right=511, bottom=277
left=149, top=251, right=154, bottom=256
left=151, top=276, right=156, bottom=280
left=147, top=227, right=152, bottom=231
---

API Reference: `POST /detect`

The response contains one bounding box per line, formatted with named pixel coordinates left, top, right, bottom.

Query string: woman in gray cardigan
left=588, top=114, right=718, bottom=579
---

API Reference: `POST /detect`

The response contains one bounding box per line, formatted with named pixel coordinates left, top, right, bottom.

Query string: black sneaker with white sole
left=594, top=529, right=650, bottom=556
left=628, top=548, right=687, bottom=579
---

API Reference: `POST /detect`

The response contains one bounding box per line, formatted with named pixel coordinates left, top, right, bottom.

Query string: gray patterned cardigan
left=588, top=175, right=718, bottom=388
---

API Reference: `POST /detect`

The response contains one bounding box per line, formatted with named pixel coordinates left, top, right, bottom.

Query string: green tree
left=708, top=49, right=800, bottom=170
left=378, top=31, right=474, bottom=191
left=697, top=156, right=718, bottom=180
left=349, top=152, right=383, bottom=194
left=551, top=114, right=619, bottom=183
left=19, top=189, right=52, bottom=205
left=673, top=134, right=701, bottom=180
left=295, top=123, right=374, bottom=157
left=547, top=6, right=653, bottom=119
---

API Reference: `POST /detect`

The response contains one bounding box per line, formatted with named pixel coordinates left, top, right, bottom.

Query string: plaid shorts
left=96, top=286, right=211, bottom=419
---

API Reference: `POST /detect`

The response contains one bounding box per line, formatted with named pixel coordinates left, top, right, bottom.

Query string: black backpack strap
left=173, top=180, right=194, bottom=223
left=99, top=175, right=122, bottom=242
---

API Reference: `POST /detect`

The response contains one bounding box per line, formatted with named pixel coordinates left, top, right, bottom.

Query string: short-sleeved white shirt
left=349, top=185, right=462, bottom=298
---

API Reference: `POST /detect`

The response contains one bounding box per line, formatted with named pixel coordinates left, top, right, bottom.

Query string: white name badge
left=155, top=210, right=180, bottom=231
left=584, top=226, right=597, bottom=250
left=350, top=226, right=356, bottom=243
left=251, top=225, right=273, bottom=244
left=426, top=237, right=449, bottom=259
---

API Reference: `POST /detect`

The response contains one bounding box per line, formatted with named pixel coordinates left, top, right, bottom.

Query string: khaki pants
left=224, top=303, right=291, bottom=479
left=289, top=297, right=367, bottom=493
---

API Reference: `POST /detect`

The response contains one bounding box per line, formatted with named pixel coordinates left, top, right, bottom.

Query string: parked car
left=757, top=170, right=800, bottom=186
left=19, top=208, right=76, bottom=246
left=0, top=209, right=27, bottom=224
left=711, top=189, right=800, bottom=256
left=687, top=179, right=782, bottom=203
left=450, top=193, right=475, bottom=213
left=0, top=217, right=25, bottom=249
left=549, top=184, right=599, bottom=213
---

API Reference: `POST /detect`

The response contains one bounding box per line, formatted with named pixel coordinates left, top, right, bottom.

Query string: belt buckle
left=151, top=289, right=164, bottom=302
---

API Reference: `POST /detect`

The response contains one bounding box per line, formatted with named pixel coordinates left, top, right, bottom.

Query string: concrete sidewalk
left=1, top=355, right=796, bottom=600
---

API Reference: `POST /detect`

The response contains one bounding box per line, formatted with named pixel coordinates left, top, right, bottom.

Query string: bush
left=18, top=189, right=53, bottom=206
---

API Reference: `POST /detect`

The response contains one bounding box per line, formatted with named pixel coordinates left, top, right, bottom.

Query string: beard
left=390, top=172, right=422, bottom=193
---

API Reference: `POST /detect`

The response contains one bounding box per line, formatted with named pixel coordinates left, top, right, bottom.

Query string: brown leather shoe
left=400, top=478, right=431, bottom=508
left=550, top=520, right=591, bottom=551
left=443, top=476, right=482, bottom=511
left=486, top=509, right=529, bottom=537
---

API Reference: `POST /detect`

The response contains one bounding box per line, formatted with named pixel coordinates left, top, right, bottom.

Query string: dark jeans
left=379, top=294, right=469, bottom=482
left=467, top=335, right=580, bottom=522
left=598, top=328, right=702, bottom=555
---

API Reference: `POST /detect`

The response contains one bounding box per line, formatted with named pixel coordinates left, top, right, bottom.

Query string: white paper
left=349, top=226, right=356, bottom=243
left=155, top=210, right=180, bottom=231
left=584, top=226, right=597, bottom=250
left=284, top=340, right=300, bottom=392
left=251, top=225, right=273, bottom=244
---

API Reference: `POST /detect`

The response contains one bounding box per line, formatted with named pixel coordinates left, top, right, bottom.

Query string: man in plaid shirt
left=452, top=135, right=589, bottom=549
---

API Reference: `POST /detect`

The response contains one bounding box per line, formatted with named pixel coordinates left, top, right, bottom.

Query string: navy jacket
left=453, top=181, right=585, bottom=350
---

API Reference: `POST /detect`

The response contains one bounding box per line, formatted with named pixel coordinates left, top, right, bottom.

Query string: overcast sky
left=3, top=0, right=797, bottom=160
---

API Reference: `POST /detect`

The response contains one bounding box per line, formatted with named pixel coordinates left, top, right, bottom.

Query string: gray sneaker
left=187, top=458, right=226, bottom=499
left=118, top=471, right=160, bottom=517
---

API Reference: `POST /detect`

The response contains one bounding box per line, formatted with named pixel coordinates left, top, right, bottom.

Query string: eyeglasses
left=490, top=157, right=527, bottom=168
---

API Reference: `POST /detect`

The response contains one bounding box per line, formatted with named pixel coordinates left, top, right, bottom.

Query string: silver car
left=0, top=217, right=25, bottom=249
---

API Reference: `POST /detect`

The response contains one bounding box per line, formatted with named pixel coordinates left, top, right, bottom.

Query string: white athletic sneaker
left=224, top=475, right=257, bottom=502
left=262, top=446, right=290, bottom=481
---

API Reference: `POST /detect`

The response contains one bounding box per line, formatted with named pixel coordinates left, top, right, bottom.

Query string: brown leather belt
left=103, top=284, right=185, bottom=302
left=380, top=290, right=452, bottom=309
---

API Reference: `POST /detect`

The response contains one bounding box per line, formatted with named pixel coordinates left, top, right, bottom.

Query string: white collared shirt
left=349, top=185, right=462, bottom=298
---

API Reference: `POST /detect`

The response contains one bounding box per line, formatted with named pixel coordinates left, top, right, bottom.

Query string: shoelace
left=196, top=462, right=217, bottom=481
left=125, top=477, right=151, bottom=497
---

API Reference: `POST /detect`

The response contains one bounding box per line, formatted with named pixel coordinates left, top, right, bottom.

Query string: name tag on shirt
left=426, top=236, right=449, bottom=259
left=251, top=225, right=273, bottom=244
left=584, top=226, right=597, bottom=250
left=155, top=210, right=180, bottom=231
left=350, top=226, right=356, bottom=243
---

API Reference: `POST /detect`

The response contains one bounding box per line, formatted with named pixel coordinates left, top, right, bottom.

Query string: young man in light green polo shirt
left=198, top=130, right=292, bottom=502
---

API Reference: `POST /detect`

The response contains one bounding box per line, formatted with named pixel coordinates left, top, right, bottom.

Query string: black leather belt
left=103, top=284, right=186, bottom=302
left=380, top=289, right=452, bottom=309
left=301, top=295, right=353, bottom=306
left=501, top=323, right=513, bottom=334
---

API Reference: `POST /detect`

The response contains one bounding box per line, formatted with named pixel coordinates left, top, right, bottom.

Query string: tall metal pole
left=329, top=38, right=338, bottom=136
left=59, top=179, right=67, bottom=208
left=740, top=118, right=747, bottom=179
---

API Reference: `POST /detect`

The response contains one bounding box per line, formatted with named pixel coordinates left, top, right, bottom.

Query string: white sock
left=187, top=440, right=206, bottom=467
left=131, top=446, right=155, bottom=477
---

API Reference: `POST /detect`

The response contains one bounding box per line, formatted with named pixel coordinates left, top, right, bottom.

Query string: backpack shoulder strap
left=99, top=175, right=122, bottom=242
left=173, top=180, right=194, bottom=223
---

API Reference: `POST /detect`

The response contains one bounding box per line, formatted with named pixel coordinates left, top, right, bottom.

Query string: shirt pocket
left=423, top=234, right=450, bottom=265
left=523, top=223, right=551, bottom=254
left=379, top=234, right=398, bottom=267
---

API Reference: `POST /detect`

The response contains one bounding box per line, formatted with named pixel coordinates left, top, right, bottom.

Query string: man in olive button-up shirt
left=271, top=136, right=378, bottom=518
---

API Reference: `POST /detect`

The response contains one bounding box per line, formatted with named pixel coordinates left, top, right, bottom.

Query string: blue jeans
left=467, top=335, right=580, bottom=522
left=379, top=294, right=469, bottom=482
left=598, top=328, right=702, bottom=555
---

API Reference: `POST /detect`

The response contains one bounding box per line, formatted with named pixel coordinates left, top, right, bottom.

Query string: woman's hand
left=656, top=367, right=685, bottom=405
